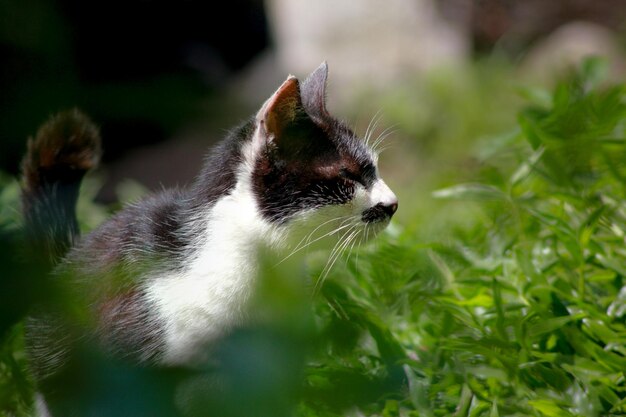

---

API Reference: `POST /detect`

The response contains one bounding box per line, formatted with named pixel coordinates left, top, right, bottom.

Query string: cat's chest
left=145, top=188, right=275, bottom=365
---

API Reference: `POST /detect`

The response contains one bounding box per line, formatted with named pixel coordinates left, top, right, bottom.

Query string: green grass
left=2, top=57, right=626, bottom=416
left=299, top=57, right=626, bottom=416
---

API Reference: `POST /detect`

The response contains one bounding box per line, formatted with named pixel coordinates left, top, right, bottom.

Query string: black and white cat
left=22, top=63, right=397, bottom=414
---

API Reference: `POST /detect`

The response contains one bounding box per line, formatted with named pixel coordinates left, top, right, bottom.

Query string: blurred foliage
left=2, top=57, right=626, bottom=416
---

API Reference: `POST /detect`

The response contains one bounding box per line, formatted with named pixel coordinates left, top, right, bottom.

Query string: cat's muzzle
left=361, top=201, right=398, bottom=224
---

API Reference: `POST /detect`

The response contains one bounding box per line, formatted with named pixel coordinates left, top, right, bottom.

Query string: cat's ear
left=258, top=75, right=302, bottom=141
left=301, top=61, right=328, bottom=117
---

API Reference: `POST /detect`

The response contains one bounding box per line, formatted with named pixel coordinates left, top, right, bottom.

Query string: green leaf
left=432, top=184, right=506, bottom=201
left=579, top=56, right=608, bottom=90
left=515, top=86, right=552, bottom=109
left=527, top=314, right=585, bottom=338
left=454, top=384, right=473, bottom=417
left=490, top=400, right=499, bottom=417
left=518, top=110, right=545, bottom=149
left=527, top=399, right=573, bottom=417
left=510, top=147, right=545, bottom=185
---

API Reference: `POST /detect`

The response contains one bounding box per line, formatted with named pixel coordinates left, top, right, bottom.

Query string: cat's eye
left=339, top=168, right=364, bottom=186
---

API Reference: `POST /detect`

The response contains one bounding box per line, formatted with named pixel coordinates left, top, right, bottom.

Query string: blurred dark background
left=0, top=0, right=268, bottom=201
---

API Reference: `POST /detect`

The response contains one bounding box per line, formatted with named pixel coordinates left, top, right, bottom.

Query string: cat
left=21, top=62, right=398, bottom=415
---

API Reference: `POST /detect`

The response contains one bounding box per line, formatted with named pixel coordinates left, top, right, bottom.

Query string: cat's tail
left=21, top=109, right=102, bottom=265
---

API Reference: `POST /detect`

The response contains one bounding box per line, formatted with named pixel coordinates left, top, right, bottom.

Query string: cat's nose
left=382, top=200, right=398, bottom=217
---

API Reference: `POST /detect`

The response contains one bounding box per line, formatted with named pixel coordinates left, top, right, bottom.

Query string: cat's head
left=250, top=63, right=397, bottom=242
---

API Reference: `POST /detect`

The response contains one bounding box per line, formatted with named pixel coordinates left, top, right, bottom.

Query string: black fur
left=21, top=109, right=101, bottom=265
left=97, top=289, right=164, bottom=363
left=190, top=119, right=254, bottom=208
left=252, top=111, right=376, bottom=224
left=362, top=203, right=392, bottom=223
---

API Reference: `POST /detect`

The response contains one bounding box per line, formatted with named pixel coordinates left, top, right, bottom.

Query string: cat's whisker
left=357, top=224, right=370, bottom=262
left=364, top=109, right=384, bottom=147
left=371, top=125, right=398, bottom=154
left=314, top=225, right=359, bottom=294
left=323, top=225, right=356, bottom=273
left=277, top=216, right=354, bottom=265
left=302, top=216, right=353, bottom=247
left=293, top=215, right=350, bottom=251
left=374, top=133, right=398, bottom=155
left=345, top=228, right=361, bottom=267
left=376, top=144, right=393, bottom=155
left=335, top=228, right=360, bottom=271
left=313, top=225, right=354, bottom=294
left=372, top=126, right=398, bottom=150
left=357, top=224, right=371, bottom=268
left=354, top=235, right=363, bottom=273
left=355, top=224, right=369, bottom=272
left=363, top=110, right=379, bottom=147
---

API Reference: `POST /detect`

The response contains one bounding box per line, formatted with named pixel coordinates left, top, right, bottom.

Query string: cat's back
left=65, top=187, right=196, bottom=280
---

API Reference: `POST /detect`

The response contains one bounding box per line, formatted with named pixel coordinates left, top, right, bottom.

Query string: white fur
left=146, top=125, right=284, bottom=365
left=370, top=179, right=397, bottom=208
left=35, top=393, right=52, bottom=417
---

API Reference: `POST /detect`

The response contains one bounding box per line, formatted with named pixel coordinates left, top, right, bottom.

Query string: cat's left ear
left=301, top=62, right=329, bottom=118
left=258, top=75, right=302, bottom=141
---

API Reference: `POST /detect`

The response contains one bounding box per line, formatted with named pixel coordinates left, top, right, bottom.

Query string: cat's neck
left=146, top=125, right=286, bottom=365
left=188, top=119, right=255, bottom=209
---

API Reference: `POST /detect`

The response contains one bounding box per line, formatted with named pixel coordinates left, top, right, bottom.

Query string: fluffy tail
left=21, top=109, right=102, bottom=265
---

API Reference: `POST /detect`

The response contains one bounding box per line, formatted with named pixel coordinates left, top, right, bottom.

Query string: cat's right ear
left=257, top=76, right=302, bottom=143
left=301, top=61, right=328, bottom=118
